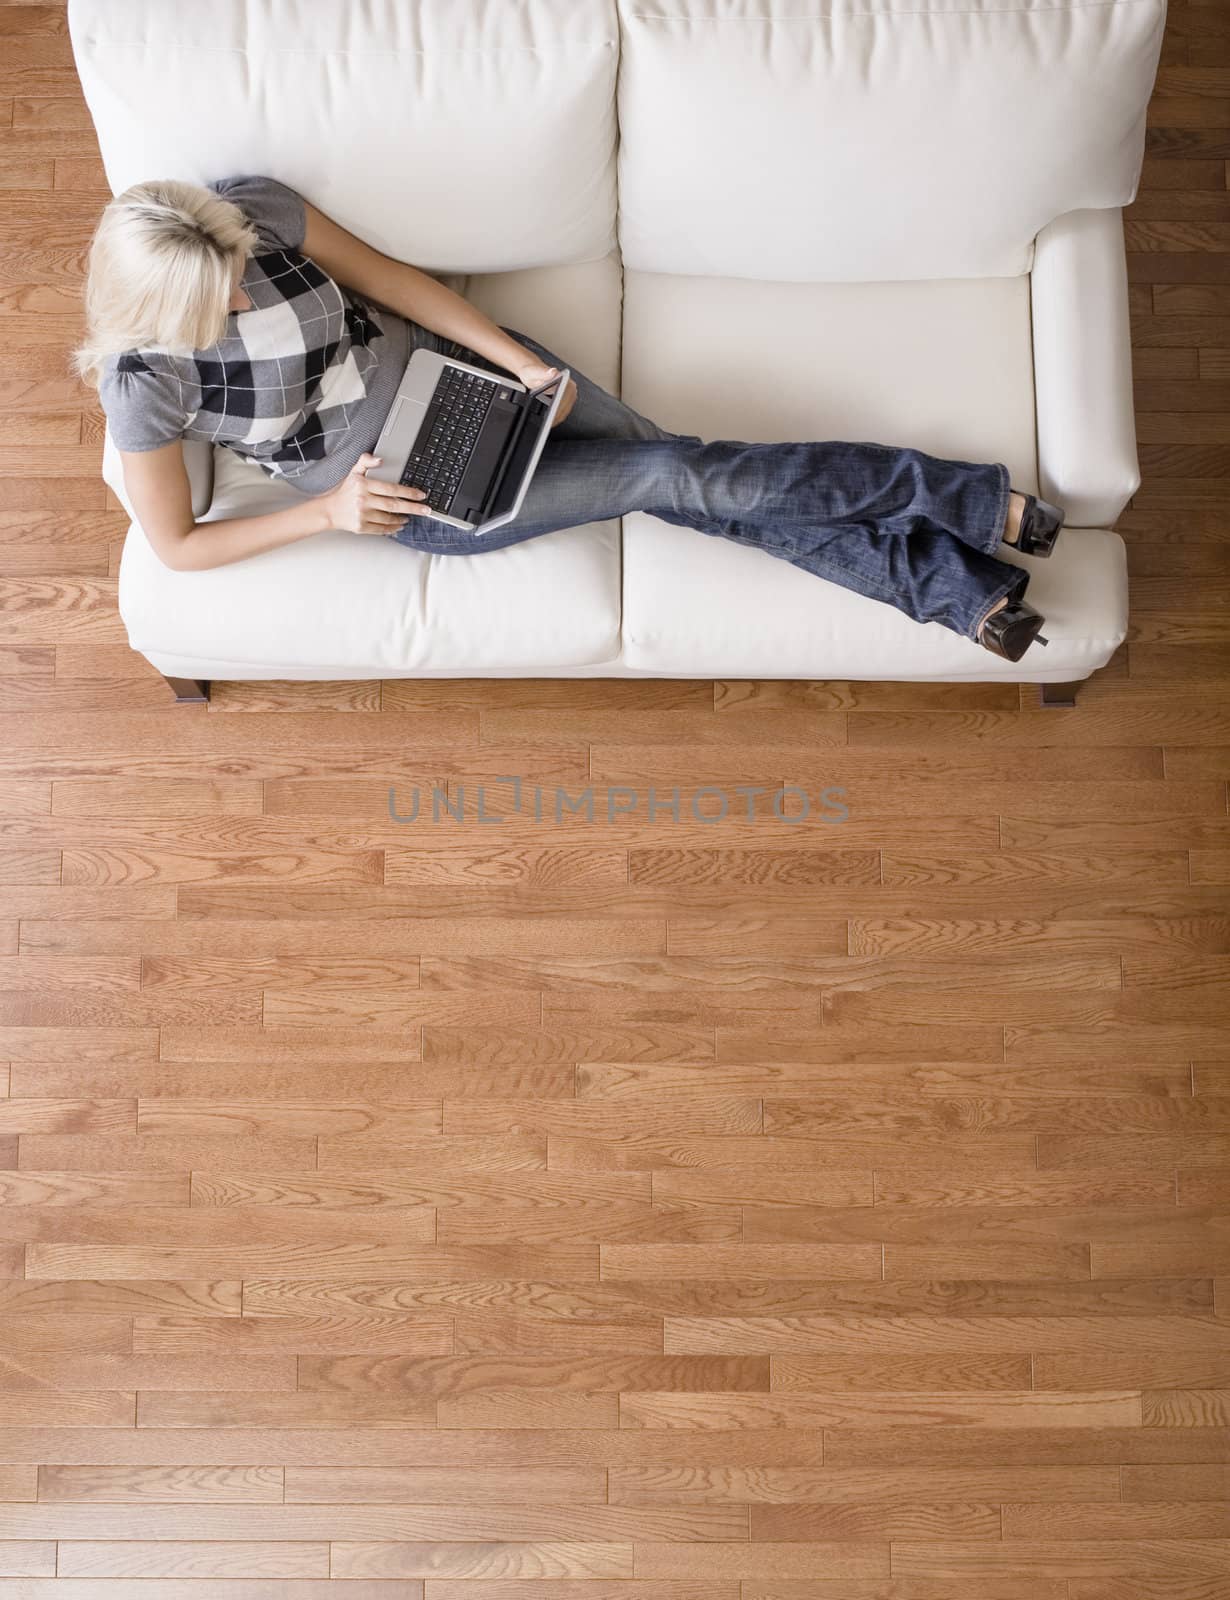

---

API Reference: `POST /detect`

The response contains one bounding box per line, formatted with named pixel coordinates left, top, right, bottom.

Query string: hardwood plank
left=767, top=1355, right=1032, bottom=1391
left=17, top=1135, right=319, bottom=1171
left=663, top=1315, right=1230, bottom=1354
left=0, top=1503, right=746, bottom=1542
left=0, top=1394, right=133, bottom=1426
left=428, top=1028, right=715, bottom=1066
left=444, top=1098, right=757, bottom=1136
left=16, top=1063, right=572, bottom=1100
left=0, top=1584, right=425, bottom=1600
left=295, top=1353, right=766, bottom=1401
left=893, top=1540, right=1230, bottom=1577
left=619, top=1391, right=1142, bottom=1429
left=599, top=1245, right=880, bottom=1281
left=630, top=1544, right=887, bottom=1579
left=1002, top=1501, right=1230, bottom=1538
left=1121, top=1463, right=1230, bottom=1500
left=38, top=1466, right=284, bottom=1503
left=821, top=1427, right=1230, bottom=1466
left=19, top=917, right=671, bottom=957
left=1143, top=1389, right=1230, bottom=1424
left=550, top=1133, right=1039, bottom=1174
left=0, top=1468, right=35, bottom=1501
left=0, top=1281, right=239, bottom=1316
left=315, top=1136, right=548, bottom=1172
left=0, top=1424, right=826, bottom=1465
left=135, top=1101, right=443, bottom=1139
left=132, top=1315, right=456, bottom=1356
left=282, top=1466, right=607, bottom=1503
left=608, top=1463, right=1117, bottom=1503
left=56, top=1544, right=329, bottom=1579
left=748, top=1501, right=1000, bottom=1539
left=406, top=1581, right=722, bottom=1599
left=423, top=951, right=1123, bottom=995
left=870, top=1172, right=1177, bottom=1206
left=436, top=1201, right=740, bottom=1246
left=0, top=1355, right=296, bottom=1391
left=451, top=1314, right=665, bottom=1354
left=135, top=1393, right=439, bottom=1429
left=330, top=1543, right=633, bottom=1578
left=1037, top=1352, right=1230, bottom=1388
left=434, top=1391, right=620, bottom=1429
left=0, top=1545, right=54, bottom=1577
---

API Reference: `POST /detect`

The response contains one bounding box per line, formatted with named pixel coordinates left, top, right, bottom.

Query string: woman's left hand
left=514, top=358, right=577, bottom=428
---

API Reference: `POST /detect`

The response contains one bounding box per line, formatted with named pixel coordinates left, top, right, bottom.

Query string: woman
left=74, top=174, right=1065, bottom=662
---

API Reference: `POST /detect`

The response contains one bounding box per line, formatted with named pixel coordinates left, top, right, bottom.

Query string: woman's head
left=70, top=178, right=260, bottom=388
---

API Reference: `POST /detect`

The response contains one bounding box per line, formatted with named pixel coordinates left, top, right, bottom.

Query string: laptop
left=366, top=347, right=571, bottom=535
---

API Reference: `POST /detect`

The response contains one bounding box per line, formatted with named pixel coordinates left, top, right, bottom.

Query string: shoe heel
left=1014, top=492, right=1066, bottom=558
left=977, top=599, right=1049, bottom=662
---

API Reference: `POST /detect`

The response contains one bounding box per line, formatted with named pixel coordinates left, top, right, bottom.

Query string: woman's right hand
left=322, top=452, right=437, bottom=536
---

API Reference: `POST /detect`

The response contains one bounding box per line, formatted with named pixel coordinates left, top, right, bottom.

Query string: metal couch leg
left=163, top=675, right=210, bottom=704
left=1038, top=679, right=1082, bottom=708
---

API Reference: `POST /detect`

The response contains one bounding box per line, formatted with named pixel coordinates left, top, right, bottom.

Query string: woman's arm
left=301, top=199, right=535, bottom=378
left=119, top=441, right=430, bottom=572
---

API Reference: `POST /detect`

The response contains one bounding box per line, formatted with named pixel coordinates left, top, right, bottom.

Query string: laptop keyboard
left=399, top=366, right=498, bottom=514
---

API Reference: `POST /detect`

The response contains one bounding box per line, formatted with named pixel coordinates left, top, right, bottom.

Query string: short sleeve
left=208, top=172, right=306, bottom=253
left=98, top=353, right=189, bottom=452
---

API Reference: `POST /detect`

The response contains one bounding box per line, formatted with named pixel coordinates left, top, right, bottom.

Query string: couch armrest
left=1030, top=207, right=1141, bottom=528
left=101, top=422, right=216, bottom=525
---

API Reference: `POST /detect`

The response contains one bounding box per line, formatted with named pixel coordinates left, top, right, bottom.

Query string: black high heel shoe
left=1008, top=491, right=1066, bottom=558
left=977, top=598, right=1050, bottom=662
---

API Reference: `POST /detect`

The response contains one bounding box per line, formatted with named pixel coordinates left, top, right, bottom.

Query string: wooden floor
left=0, top=1, right=1227, bottom=1595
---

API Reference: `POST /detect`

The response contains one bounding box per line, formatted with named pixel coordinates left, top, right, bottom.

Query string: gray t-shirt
left=98, top=173, right=412, bottom=496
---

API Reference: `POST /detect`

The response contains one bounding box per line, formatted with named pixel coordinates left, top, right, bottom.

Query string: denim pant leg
left=392, top=324, right=1030, bottom=641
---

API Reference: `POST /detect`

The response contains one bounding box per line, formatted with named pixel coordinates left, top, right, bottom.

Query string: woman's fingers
left=551, top=377, right=578, bottom=427
left=364, top=503, right=435, bottom=532
left=355, top=459, right=429, bottom=508
left=358, top=511, right=415, bottom=535
left=366, top=481, right=430, bottom=509
left=363, top=485, right=436, bottom=523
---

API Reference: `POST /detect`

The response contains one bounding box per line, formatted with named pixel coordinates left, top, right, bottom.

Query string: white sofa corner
left=70, top=0, right=1167, bottom=697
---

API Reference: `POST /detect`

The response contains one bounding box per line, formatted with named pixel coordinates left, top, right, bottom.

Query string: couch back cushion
left=68, top=0, right=619, bottom=274
left=616, top=0, right=1167, bottom=282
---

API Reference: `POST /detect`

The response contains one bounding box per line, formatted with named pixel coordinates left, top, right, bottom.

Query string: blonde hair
left=70, top=178, right=260, bottom=388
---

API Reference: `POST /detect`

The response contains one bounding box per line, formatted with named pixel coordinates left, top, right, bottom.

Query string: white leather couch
left=69, top=0, right=1167, bottom=699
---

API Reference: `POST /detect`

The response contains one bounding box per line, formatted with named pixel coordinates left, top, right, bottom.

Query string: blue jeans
left=390, top=323, right=1030, bottom=641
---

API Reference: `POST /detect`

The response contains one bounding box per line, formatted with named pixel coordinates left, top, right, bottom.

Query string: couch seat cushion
left=619, top=268, right=1127, bottom=679
left=115, top=259, right=625, bottom=679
